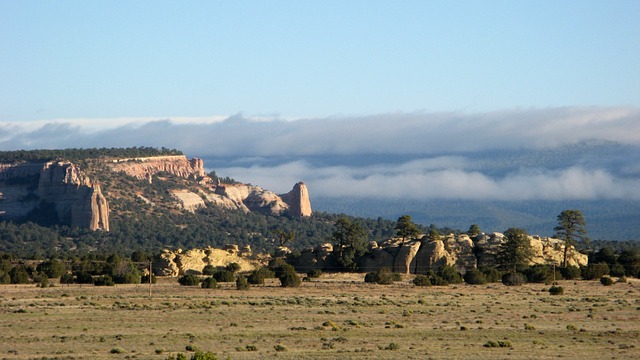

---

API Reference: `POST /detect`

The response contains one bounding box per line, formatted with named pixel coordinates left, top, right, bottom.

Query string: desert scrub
left=549, top=285, right=564, bottom=295
left=364, top=268, right=393, bottom=284
left=600, top=276, right=614, bottom=286
left=274, top=344, right=287, bottom=352
left=236, top=275, right=250, bottom=290
left=483, top=340, right=512, bottom=348
left=201, top=277, right=217, bottom=289
left=463, top=269, right=487, bottom=285
left=110, top=347, right=126, bottom=354
left=178, top=274, right=200, bottom=286
left=502, top=272, right=526, bottom=286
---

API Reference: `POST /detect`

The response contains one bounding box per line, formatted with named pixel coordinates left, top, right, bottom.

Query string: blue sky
left=1, top=1, right=639, bottom=121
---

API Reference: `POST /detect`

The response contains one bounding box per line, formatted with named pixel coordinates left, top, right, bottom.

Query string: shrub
left=226, top=263, right=241, bottom=273
left=247, top=267, right=275, bottom=285
left=279, top=271, right=301, bottom=288
left=429, top=274, right=449, bottom=286
left=9, top=265, right=31, bottom=284
left=37, top=259, right=68, bottom=278
left=94, top=275, right=114, bottom=286
left=202, top=265, right=217, bottom=276
left=610, top=264, right=626, bottom=277
left=274, top=344, right=287, bottom=352
left=549, top=285, right=564, bottom=295
left=113, top=268, right=142, bottom=284
left=480, top=267, right=502, bottom=283
left=141, top=274, right=157, bottom=284
left=110, top=347, right=126, bottom=354
left=582, top=263, right=610, bottom=280
left=437, top=265, right=463, bottom=284
left=201, top=277, right=218, bottom=289
left=524, top=265, right=556, bottom=283
left=273, top=263, right=297, bottom=279
left=307, top=269, right=323, bottom=278
left=178, top=274, right=201, bottom=286
left=0, top=271, right=10, bottom=284
left=391, top=272, right=403, bottom=281
left=75, top=271, right=94, bottom=284
left=502, top=272, right=526, bottom=286
left=236, top=275, right=250, bottom=290
left=560, top=265, right=581, bottom=280
left=413, top=275, right=432, bottom=287
left=600, top=276, right=614, bottom=286
left=213, top=270, right=235, bottom=283
left=364, top=268, right=393, bottom=285
left=463, top=269, right=487, bottom=285
left=60, top=273, right=75, bottom=285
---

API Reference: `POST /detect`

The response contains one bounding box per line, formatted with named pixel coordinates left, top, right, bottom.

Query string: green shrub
left=110, top=347, right=126, bottom=354
left=524, top=265, right=555, bottom=283
left=502, top=272, right=526, bottom=286
left=178, top=274, right=201, bottom=286
left=364, top=268, right=393, bottom=285
left=37, top=259, right=68, bottom=278
left=307, top=269, right=323, bottom=278
left=429, top=274, right=449, bottom=286
left=549, top=285, right=564, bottom=295
left=236, top=275, right=250, bottom=290
left=202, top=265, right=217, bottom=276
left=437, top=265, right=463, bottom=284
left=610, top=264, right=626, bottom=277
left=213, top=270, right=235, bottom=283
left=247, top=267, right=275, bottom=285
left=391, top=272, right=403, bottom=281
left=226, top=263, right=241, bottom=273
left=463, top=269, right=487, bottom=285
left=560, top=265, right=581, bottom=280
left=75, top=271, right=94, bottom=284
left=9, top=265, right=31, bottom=284
left=413, top=275, right=432, bottom=287
left=582, top=263, right=610, bottom=280
left=201, top=277, right=218, bottom=289
left=0, top=271, right=10, bottom=284
left=60, top=273, right=75, bottom=285
left=480, top=267, right=502, bottom=283
left=141, top=274, right=157, bottom=284
left=274, top=344, right=287, bottom=352
left=279, top=271, right=301, bottom=288
left=94, top=275, right=115, bottom=286
left=113, top=268, right=142, bottom=284
left=600, top=276, right=614, bottom=286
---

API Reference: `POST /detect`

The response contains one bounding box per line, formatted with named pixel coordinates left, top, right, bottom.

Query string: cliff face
left=0, top=161, right=110, bottom=230
left=0, top=154, right=312, bottom=231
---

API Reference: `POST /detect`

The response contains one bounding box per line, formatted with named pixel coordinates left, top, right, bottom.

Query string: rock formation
left=331, top=232, right=588, bottom=275
left=107, top=155, right=207, bottom=183
left=0, top=161, right=110, bottom=231
left=280, top=181, right=312, bottom=217
left=153, top=246, right=265, bottom=277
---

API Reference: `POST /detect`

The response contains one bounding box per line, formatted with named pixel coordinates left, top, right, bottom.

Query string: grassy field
left=1, top=274, right=639, bottom=359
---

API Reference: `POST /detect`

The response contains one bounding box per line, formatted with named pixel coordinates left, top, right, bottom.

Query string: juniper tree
left=554, top=210, right=589, bottom=267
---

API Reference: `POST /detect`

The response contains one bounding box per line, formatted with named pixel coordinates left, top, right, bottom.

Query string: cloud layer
left=2, top=107, right=639, bottom=200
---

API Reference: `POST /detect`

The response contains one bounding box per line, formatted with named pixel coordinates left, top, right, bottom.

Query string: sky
left=1, top=1, right=639, bottom=201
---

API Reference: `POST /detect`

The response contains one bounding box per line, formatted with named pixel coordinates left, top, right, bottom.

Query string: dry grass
left=1, top=274, right=639, bottom=359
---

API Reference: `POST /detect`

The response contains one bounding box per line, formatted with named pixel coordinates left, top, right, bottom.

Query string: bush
left=279, top=271, right=301, bottom=288
left=413, top=275, right=432, bottom=287
left=560, top=265, right=581, bottom=280
left=202, top=265, right=217, bottom=276
left=75, top=271, right=94, bottom=284
left=37, top=259, right=68, bottom=278
left=236, top=275, right=250, bottom=290
left=549, top=285, right=564, bottom=295
left=364, top=268, right=393, bottom=285
left=307, top=269, right=323, bottom=278
left=582, top=263, right=610, bottom=280
left=201, top=277, right=218, bottom=289
left=437, top=265, right=463, bottom=284
left=60, top=273, right=75, bottom=285
left=9, top=265, right=31, bottom=284
left=502, top=272, right=526, bottom=286
left=213, top=270, right=235, bottom=283
left=429, top=273, right=449, bottom=286
left=600, top=276, right=614, bottom=286
left=226, top=263, right=241, bottom=273
left=480, top=267, right=502, bottom=283
left=110, top=347, right=126, bottom=354
left=94, top=275, right=115, bottom=286
left=113, top=268, right=142, bottom=284
left=178, top=274, right=201, bottom=286
left=141, top=274, right=157, bottom=284
left=463, top=269, right=487, bottom=285
left=274, top=344, right=287, bottom=352
left=247, top=267, right=274, bottom=285
left=610, top=263, right=626, bottom=277
left=524, top=265, right=556, bottom=283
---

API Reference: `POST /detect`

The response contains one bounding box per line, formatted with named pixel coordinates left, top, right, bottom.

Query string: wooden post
left=148, top=260, right=152, bottom=299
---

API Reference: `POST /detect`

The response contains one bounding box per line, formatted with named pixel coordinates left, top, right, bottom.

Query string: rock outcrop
left=0, top=161, right=110, bottom=231
left=280, top=182, right=312, bottom=217
left=154, top=246, right=266, bottom=277
left=107, top=155, right=207, bottom=183
left=322, top=232, right=588, bottom=275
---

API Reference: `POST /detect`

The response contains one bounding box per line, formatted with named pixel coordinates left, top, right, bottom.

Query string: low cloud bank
left=217, top=160, right=640, bottom=201
left=1, top=107, right=638, bottom=201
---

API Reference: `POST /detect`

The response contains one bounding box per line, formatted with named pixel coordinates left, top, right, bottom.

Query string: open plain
left=1, top=274, right=639, bottom=360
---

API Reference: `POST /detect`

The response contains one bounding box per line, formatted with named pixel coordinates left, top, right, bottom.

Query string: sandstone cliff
left=0, top=161, right=109, bottom=230
left=154, top=245, right=266, bottom=277
left=281, top=182, right=312, bottom=217
left=107, top=155, right=207, bottom=183
left=338, top=232, right=587, bottom=274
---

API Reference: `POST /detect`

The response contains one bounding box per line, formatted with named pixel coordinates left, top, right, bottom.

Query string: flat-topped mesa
left=107, top=155, right=208, bottom=183
left=281, top=181, right=312, bottom=217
